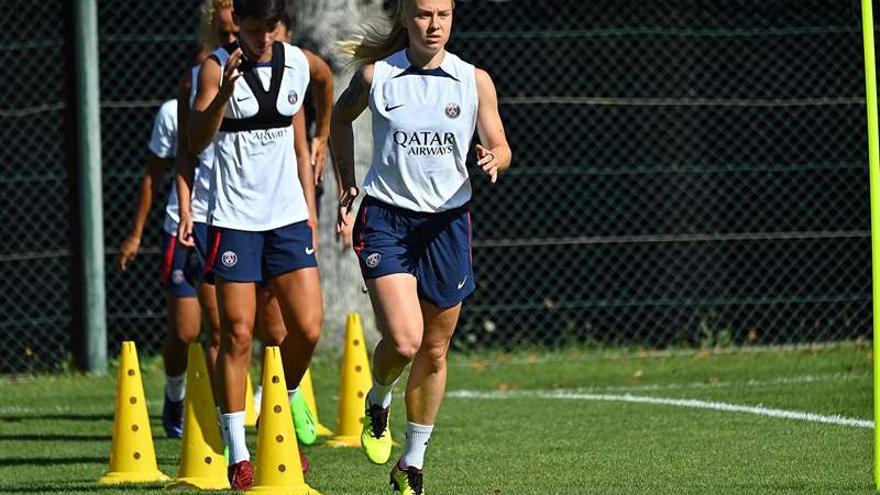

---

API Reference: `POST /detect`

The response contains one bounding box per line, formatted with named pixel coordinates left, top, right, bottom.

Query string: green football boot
left=289, top=389, right=317, bottom=445
left=390, top=461, right=424, bottom=495
left=361, top=400, right=392, bottom=464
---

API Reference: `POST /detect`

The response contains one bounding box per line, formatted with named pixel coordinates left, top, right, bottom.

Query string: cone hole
left=131, top=424, right=139, bottom=432
left=205, top=456, right=212, bottom=464
left=133, top=451, right=141, bottom=460
left=272, top=375, right=280, bottom=384
left=274, top=405, right=282, bottom=414
left=353, top=339, right=360, bottom=346
left=129, top=396, right=137, bottom=404
left=355, top=365, right=362, bottom=372
left=357, top=391, right=364, bottom=398
left=278, top=464, right=286, bottom=473
left=127, top=369, right=135, bottom=376
left=276, top=434, right=284, bottom=443
left=359, top=417, right=364, bottom=424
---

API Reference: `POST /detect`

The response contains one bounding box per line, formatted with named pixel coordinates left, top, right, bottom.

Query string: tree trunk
left=294, top=0, right=387, bottom=349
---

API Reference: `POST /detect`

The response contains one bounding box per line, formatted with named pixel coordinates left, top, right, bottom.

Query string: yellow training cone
left=245, top=373, right=258, bottom=427
left=250, top=346, right=321, bottom=494
left=326, top=313, right=372, bottom=448
left=300, top=367, right=333, bottom=437
left=168, top=343, right=229, bottom=490
left=99, top=341, right=170, bottom=484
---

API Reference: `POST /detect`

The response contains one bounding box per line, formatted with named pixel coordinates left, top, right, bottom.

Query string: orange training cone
left=300, top=367, right=333, bottom=437
left=250, top=346, right=321, bottom=494
left=326, top=313, right=372, bottom=448
left=168, top=343, right=229, bottom=490
left=245, top=373, right=258, bottom=427
left=99, top=341, right=170, bottom=484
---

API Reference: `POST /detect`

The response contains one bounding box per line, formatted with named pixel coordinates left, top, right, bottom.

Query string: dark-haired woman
left=186, top=0, right=331, bottom=488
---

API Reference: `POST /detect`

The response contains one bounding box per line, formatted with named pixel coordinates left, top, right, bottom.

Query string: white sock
left=400, top=421, right=433, bottom=470
left=165, top=373, right=186, bottom=401
left=368, top=351, right=399, bottom=409
left=287, top=387, right=299, bottom=402
left=221, top=411, right=249, bottom=463
left=217, top=407, right=229, bottom=448
left=368, top=377, right=397, bottom=409
left=254, top=385, right=263, bottom=416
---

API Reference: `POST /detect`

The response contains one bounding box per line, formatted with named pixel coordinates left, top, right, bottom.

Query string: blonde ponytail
left=198, top=0, right=234, bottom=52
left=341, top=0, right=456, bottom=67
left=339, top=0, right=409, bottom=67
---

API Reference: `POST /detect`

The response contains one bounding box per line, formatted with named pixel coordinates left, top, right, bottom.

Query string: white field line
left=567, top=372, right=867, bottom=394
left=447, top=388, right=873, bottom=429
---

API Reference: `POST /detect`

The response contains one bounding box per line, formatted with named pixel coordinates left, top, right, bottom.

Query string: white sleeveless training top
left=146, top=99, right=180, bottom=235
left=364, top=49, right=478, bottom=213
left=188, top=64, right=213, bottom=226
left=208, top=41, right=310, bottom=231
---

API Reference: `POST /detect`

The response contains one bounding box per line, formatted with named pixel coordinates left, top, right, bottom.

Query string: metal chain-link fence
left=1, top=0, right=71, bottom=373
left=453, top=0, right=872, bottom=351
left=0, top=0, right=874, bottom=373
left=99, top=0, right=202, bottom=366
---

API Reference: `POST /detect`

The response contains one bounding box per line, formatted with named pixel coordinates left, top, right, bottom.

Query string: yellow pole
left=862, top=0, right=880, bottom=489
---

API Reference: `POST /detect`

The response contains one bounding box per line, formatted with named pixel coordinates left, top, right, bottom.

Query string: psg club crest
left=171, top=269, right=185, bottom=285
left=366, top=253, right=381, bottom=268
left=221, top=250, right=238, bottom=268
left=288, top=90, right=299, bottom=105
left=445, top=102, right=461, bottom=119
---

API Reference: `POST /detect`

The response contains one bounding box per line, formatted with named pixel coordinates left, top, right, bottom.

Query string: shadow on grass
left=0, top=433, right=111, bottom=441
left=0, top=456, right=106, bottom=467
left=0, top=482, right=173, bottom=493
left=0, top=413, right=114, bottom=423
left=0, top=483, right=96, bottom=493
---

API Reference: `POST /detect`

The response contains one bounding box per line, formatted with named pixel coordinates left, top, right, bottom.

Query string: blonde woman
left=330, top=0, right=511, bottom=493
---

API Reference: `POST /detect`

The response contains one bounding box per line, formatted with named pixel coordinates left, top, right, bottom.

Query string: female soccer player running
left=246, top=11, right=334, bottom=429
left=179, top=2, right=333, bottom=470
left=115, top=100, right=199, bottom=439
left=331, top=0, right=511, bottom=493
left=186, top=0, right=330, bottom=488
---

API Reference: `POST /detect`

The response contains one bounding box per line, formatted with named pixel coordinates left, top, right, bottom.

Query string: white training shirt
left=188, top=65, right=214, bottom=225
left=146, top=99, right=180, bottom=235
left=364, top=49, right=479, bottom=213
left=208, top=42, right=310, bottom=231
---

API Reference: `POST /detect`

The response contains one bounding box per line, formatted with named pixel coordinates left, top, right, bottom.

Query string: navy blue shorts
left=183, top=222, right=210, bottom=286
left=160, top=230, right=197, bottom=298
left=353, top=196, right=475, bottom=308
left=205, top=221, right=317, bottom=284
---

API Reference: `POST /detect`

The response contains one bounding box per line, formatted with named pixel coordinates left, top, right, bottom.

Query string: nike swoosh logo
left=236, top=96, right=252, bottom=102
left=385, top=104, right=405, bottom=112
left=457, top=276, right=468, bottom=289
left=305, top=247, right=315, bottom=255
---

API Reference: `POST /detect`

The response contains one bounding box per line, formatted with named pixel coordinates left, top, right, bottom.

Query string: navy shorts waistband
left=361, top=196, right=470, bottom=218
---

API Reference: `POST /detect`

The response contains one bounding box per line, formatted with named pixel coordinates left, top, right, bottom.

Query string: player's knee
left=176, top=324, right=200, bottom=344
left=393, top=337, right=422, bottom=362
left=261, top=322, right=287, bottom=346
left=282, top=309, right=322, bottom=349
left=300, top=313, right=322, bottom=348
left=419, top=341, right=449, bottom=367
left=224, top=322, right=253, bottom=356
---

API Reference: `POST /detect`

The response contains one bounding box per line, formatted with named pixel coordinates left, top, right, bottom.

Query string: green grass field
left=0, top=344, right=873, bottom=494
